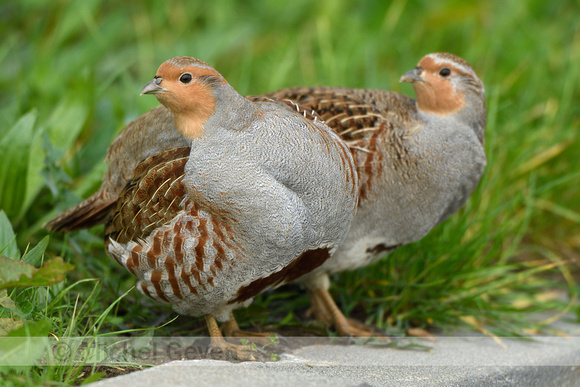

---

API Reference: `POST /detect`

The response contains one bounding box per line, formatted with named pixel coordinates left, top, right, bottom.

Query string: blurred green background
left=1, top=0, right=579, bottom=341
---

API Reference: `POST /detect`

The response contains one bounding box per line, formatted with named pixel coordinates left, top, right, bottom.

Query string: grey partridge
left=261, top=52, right=487, bottom=336
left=46, top=56, right=359, bottom=359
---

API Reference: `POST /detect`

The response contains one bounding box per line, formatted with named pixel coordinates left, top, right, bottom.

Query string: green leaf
left=45, top=97, right=89, bottom=154
left=81, top=372, right=105, bottom=385
left=0, top=318, right=25, bottom=336
left=0, top=111, right=37, bottom=220
left=1, top=320, right=52, bottom=368
left=19, top=128, right=47, bottom=221
left=21, top=235, right=50, bottom=266
left=0, top=255, right=35, bottom=285
left=0, top=211, right=20, bottom=259
left=0, top=256, right=75, bottom=290
left=0, top=289, right=19, bottom=313
left=0, top=288, right=25, bottom=335
left=7, top=319, right=52, bottom=338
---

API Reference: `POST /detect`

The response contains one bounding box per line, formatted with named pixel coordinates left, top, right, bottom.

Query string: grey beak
left=399, top=68, right=425, bottom=84
left=140, top=77, right=167, bottom=95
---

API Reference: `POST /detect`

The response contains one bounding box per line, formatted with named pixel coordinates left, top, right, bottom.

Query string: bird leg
left=222, top=313, right=287, bottom=347
left=305, top=287, right=334, bottom=324
left=205, top=315, right=265, bottom=361
left=308, top=287, right=388, bottom=339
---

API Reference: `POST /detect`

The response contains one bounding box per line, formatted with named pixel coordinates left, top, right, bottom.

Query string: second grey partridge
left=46, top=56, right=359, bottom=359
left=262, top=52, right=487, bottom=336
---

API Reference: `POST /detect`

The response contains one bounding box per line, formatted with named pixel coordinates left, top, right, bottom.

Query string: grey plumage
left=45, top=57, right=358, bottom=355
left=45, top=52, right=486, bottom=339
left=263, top=52, right=487, bottom=334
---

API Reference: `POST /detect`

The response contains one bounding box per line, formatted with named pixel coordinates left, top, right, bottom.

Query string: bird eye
left=439, top=68, right=451, bottom=77
left=179, top=73, right=193, bottom=84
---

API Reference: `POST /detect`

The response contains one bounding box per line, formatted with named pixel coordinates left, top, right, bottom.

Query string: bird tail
left=44, top=192, right=115, bottom=233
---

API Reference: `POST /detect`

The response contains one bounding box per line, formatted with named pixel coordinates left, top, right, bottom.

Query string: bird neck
left=414, top=87, right=466, bottom=115
left=455, top=93, right=486, bottom=145
left=201, top=84, right=257, bottom=139
left=174, top=109, right=212, bottom=140
left=416, top=95, right=486, bottom=145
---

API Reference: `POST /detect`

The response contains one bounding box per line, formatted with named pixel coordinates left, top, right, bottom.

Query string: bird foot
left=335, top=317, right=390, bottom=341
left=222, top=315, right=289, bottom=350
left=308, top=287, right=390, bottom=341
left=207, top=336, right=267, bottom=362
left=205, top=314, right=267, bottom=361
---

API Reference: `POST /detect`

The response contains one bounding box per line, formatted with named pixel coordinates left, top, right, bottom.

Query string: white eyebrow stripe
left=427, top=54, right=477, bottom=78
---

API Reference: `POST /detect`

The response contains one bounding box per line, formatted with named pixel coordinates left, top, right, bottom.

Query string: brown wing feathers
left=105, top=147, right=190, bottom=244
left=262, top=88, right=385, bottom=142
left=44, top=192, right=116, bottom=233
left=45, top=147, right=191, bottom=239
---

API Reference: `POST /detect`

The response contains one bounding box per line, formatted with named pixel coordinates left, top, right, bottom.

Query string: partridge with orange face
left=46, top=56, right=358, bottom=359
left=262, top=52, right=487, bottom=336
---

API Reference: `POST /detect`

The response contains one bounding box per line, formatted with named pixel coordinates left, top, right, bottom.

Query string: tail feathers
left=44, top=192, right=116, bottom=233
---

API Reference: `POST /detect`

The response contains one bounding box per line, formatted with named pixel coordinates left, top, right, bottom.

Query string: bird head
left=141, top=56, right=228, bottom=139
left=400, top=53, right=485, bottom=117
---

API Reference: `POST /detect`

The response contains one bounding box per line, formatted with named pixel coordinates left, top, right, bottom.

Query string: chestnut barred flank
left=45, top=55, right=358, bottom=351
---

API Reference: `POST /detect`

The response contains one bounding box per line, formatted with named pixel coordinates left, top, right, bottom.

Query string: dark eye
left=439, top=68, right=451, bottom=77
left=179, top=73, right=193, bottom=84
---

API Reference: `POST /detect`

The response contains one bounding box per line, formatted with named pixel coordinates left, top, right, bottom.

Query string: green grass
left=1, top=0, right=579, bottom=383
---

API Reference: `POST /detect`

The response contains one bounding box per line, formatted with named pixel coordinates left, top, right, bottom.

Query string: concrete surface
left=92, top=318, right=580, bottom=387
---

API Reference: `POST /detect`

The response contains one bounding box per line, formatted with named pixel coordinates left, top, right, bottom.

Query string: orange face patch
left=412, top=56, right=467, bottom=115
left=153, top=63, right=225, bottom=139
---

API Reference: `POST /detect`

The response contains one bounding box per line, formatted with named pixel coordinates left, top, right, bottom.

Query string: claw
left=222, top=313, right=291, bottom=352
left=205, top=315, right=270, bottom=361
left=207, top=339, right=266, bottom=362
